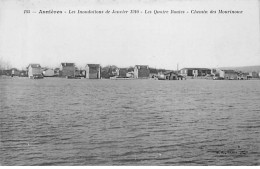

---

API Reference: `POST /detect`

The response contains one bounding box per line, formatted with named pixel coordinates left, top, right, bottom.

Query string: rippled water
left=0, top=78, right=260, bottom=165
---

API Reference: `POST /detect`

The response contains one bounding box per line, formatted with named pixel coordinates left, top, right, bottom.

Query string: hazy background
left=0, top=0, right=259, bottom=70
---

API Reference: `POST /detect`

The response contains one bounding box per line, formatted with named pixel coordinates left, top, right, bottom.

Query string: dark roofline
left=27, top=64, right=41, bottom=69
left=10, top=68, right=19, bottom=71
left=135, top=65, right=149, bottom=67
left=86, top=64, right=101, bottom=67
left=135, top=65, right=149, bottom=69
left=222, top=70, right=239, bottom=73
left=163, top=70, right=178, bottom=75
left=181, top=68, right=211, bottom=70
left=61, top=63, right=75, bottom=67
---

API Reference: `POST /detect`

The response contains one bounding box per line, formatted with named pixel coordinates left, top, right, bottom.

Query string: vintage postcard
left=0, top=0, right=259, bottom=166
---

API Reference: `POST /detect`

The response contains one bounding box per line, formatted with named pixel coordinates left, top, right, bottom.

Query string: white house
left=134, top=65, right=150, bottom=78
left=27, top=64, right=42, bottom=79
left=43, top=68, right=55, bottom=77
left=85, top=64, right=101, bottom=79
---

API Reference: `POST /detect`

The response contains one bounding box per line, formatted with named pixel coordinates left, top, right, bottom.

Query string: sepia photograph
left=0, top=0, right=260, bottom=166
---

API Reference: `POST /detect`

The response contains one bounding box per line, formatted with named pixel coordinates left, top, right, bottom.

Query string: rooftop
left=61, top=63, right=75, bottom=67
left=164, top=70, right=178, bottom=75
left=28, top=64, right=41, bottom=68
left=222, top=70, right=238, bottom=73
left=86, top=64, right=100, bottom=67
left=135, top=65, right=149, bottom=69
left=181, top=68, right=211, bottom=70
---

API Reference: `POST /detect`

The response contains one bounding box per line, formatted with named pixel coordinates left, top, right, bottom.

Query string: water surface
left=0, top=78, right=259, bottom=165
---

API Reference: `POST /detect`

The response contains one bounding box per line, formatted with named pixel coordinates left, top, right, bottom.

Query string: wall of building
left=11, top=70, right=20, bottom=76
left=180, top=69, right=187, bottom=75
left=187, top=70, right=193, bottom=76
left=20, top=71, right=27, bottom=77
left=28, top=67, right=42, bottom=77
left=251, top=72, right=259, bottom=78
left=193, top=70, right=198, bottom=77
left=61, top=66, right=75, bottom=77
left=181, top=68, right=211, bottom=77
left=85, top=67, right=89, bottom=78
left=88, top=67, right=98, bottom=78
left=219, top=70, right=225, bottom=78
left=137, top=68, right=150, bottom=78
left=119, top=69, right=128, bottom=77
left=43, top=69, right=54, bottom=77
left=134, top=67, right=138, bottom=78
left=86, top=66, right=100, bottom=79
left=170, top=74, right=178, bottom=80
left=238, top=74, right=248, bottom=80
left=224, top=73, right=238, bottom=80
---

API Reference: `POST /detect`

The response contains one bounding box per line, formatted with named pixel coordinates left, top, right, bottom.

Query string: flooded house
left=112, top=68, right=128, bottom=77
left=110, top=68, right=134, bottom=79
left=19, top=70, right=27, bottom=77
left=85, top=64, right=101, bottom=79
left=42, top=68, right=55, bottom=77
left=10, top=68, right=20, bottom=77
left=163, top=71, right=178, bottom=80
left=134, top=65, right=150, bottom=79
left=211, top=69, right=248, bottom=80
left=237, top=72, right=249, bottom=80
left=249, top=71, right=259, bottom=79
left=211, top=69, right=225, bottom=79
left=60, top=63, right=75, bottom=78
left=149, top=68, right=158, bottom=78
left=118, top=68, right=128, bottom=77
left=159, top=71, right=184, bottom=80
left=244, top=73, right=251, bottom=80
left=27, top=64, right=43, bottom=79
left=180, top=68, right=192, bottom=77
left=222, top=70, right=238, bottom=80
left=3, top=68, right=19, bottom=76
left=180, top=68, right=211, bottom=78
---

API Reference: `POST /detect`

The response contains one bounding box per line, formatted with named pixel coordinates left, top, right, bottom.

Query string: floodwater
left=0, top=78, right=259, bottom=166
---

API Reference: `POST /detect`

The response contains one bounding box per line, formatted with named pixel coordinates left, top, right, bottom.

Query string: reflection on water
left=0, top=78, right=259, bottom=165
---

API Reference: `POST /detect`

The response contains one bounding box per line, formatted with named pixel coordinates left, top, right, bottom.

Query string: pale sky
left=0, top=0, right=259, bottom=70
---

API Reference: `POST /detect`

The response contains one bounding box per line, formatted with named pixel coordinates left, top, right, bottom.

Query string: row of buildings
left=180, top=68, right=260, bottom=80
left=26, top=63, right=150, bottom=79
left=2, top=63, right=260, bottom=80
left=26, top=63, right=102, bottom=79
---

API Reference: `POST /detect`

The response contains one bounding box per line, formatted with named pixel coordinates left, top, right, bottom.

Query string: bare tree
left=0, top=57, right=12, bottom=70
left=5, top=61, right=12, bottom=70
left=0, top=57, right=3, bottom=70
